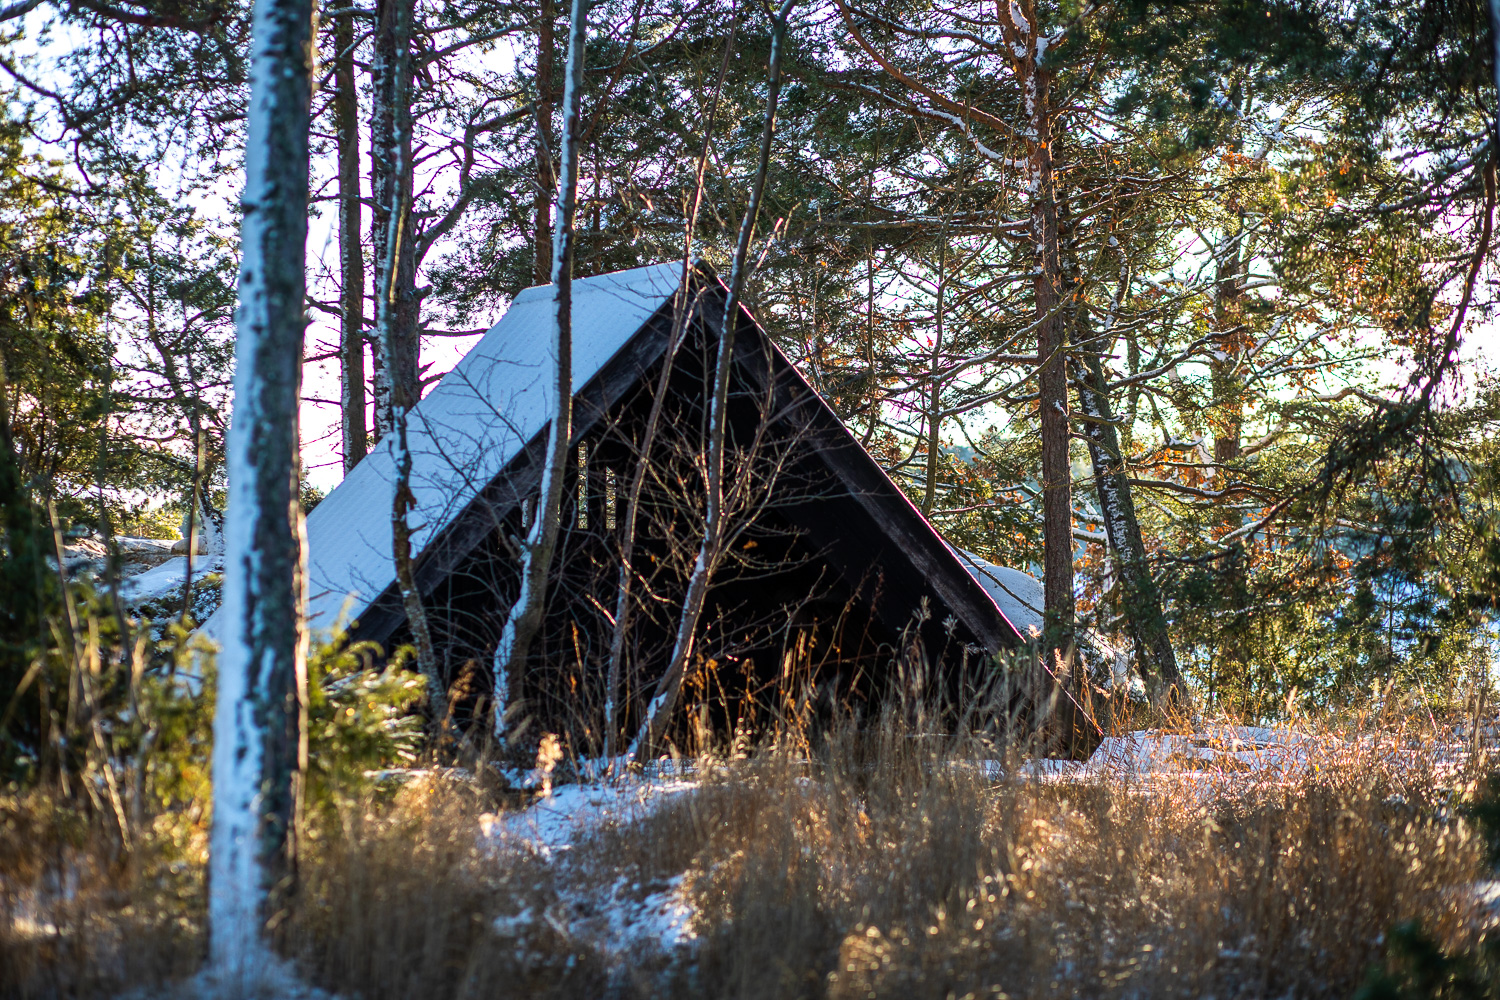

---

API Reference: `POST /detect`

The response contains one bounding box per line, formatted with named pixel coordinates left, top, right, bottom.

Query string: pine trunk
left=370, top=0, right=420, bottom=440
left=209, top=0, right=313, bottom=974
left=533, top=0, right=556, bottom=286
left=1028, top=61, right=1075, bottom=656
left=1211, top=222, right=1246, bottom=467
left=922, top=237, right=945, bottom=515
left=335, top=13, right=367, bottom=473
left=1208, top=222, right=1249, bottom=698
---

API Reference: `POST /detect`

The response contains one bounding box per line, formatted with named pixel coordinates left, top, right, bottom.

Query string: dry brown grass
left=290, top=776, right=611, bottom=1000
left=0, top=788, right=206, bottom=999
left=0, top=713, right=1491, bottom=1000
left=627, top=718, right=1487, bottom=999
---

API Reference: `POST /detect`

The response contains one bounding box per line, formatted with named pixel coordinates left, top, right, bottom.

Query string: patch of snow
left=480, top=776, right=696, bottom=857
left=1472, top=881, right=1500, bottom=927
left=490, top=906, right=537, bottom=937
left=62, top=536, right=109, bottom=567
left=621, top=874, right=698, bottom=952
left=1018, top=758, right=1088, bottom=780
left=113, top=952, right=338, bottom=999
left=115, top=536, right=179, bottom=554
left=59, top=536, right=177, bottom=577
left=480, top=776, right=705, bottom=985
left=179, top=500, right=225, bottom=556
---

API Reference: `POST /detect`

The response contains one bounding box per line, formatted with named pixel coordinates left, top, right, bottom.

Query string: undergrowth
left=1, top=708, right=1495, bottom=999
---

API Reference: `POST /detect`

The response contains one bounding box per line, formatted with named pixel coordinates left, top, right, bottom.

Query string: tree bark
left=493, top=0, right=586, bottom=742
left=376, top=0, right=448, bottom=725
left=1075, top=351, right=1190, bottom=704
left=370, top=0, right=420, bottom=440
left=532, top=0, right=556, bottom=286
left=1211, top=219, right=1247, bottom=467
left=335, top=12, right=367, bottom=472
left=630, top=0, right=795, bottom=760
left=209, top=0, right=313, bottom=974
left=921, top=233, right=945, bottom=515
left=1207, top=218, right=1249, bottom=701
left=1021, top=18, right=1075, bottom=657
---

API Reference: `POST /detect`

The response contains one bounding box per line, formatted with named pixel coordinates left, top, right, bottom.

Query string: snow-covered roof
left=207, top=262, right=684, bottom=638
left=953, top=545, right=1133, bottom=688
left=951, top=547, right=1044, bottom=639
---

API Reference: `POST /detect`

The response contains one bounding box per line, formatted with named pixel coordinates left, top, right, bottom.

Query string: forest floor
left=2, top=714, right=1496, bottom=999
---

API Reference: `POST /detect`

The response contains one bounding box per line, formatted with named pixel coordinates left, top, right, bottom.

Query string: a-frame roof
left=217, top=263, right=1027, bottom=652
left=300, top=263, right=684, bottom=634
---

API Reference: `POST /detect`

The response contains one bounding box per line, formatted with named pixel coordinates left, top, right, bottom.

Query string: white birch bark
left=1075, top=350, right=1189, bottom=704
left=492, top=0, right=588, bottom=741
left=629, top=0, right=796, bottom=760
left=369, top=0, right=419, bottom=443
left=209, top=0, right=315, bottom=975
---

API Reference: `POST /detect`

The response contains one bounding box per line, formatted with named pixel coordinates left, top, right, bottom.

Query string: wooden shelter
left=284, top=263, right=1059, bottom=741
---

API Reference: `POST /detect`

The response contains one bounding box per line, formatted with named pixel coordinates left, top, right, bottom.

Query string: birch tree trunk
left=1075, top=350, right=1190, bottom=704
left=630, top=0, right=796, bottom=760
left=602, top=18, right=736, bottom=764
left=209, top=0, right=314, bottom=973
left=377, top=0, right=448, bottom=724
left=335, top=11, right=367, bottom=472
left=492, top=0, right=586, bottom=741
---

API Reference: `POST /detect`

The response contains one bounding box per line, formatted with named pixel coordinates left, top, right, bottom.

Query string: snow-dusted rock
left=118, top=555, right=223, bottom=607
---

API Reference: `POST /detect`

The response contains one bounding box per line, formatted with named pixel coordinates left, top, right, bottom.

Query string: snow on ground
left=481, top=775, right=696, bottom=857
left=117, top=555, right=223, bottom=606
left=479, top=774, right=703, bottom=978
left=115, top=536, right=180, bottom=555
left=472, top=732, right=1333, bottom=974
left=528, top=869, right=699, bottom=962
left=1087, top=726, right=1315, bottom=778
left=59, top=535, right=176, bottom=575
left=964, top=727, right=1318, bottom=784
left=57, top=535, right=222, bottom=613
left=116, top=961, right=337, bottom=1000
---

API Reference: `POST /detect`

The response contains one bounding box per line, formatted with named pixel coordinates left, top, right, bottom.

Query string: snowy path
left=480, top=775, right=704, bottom=977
